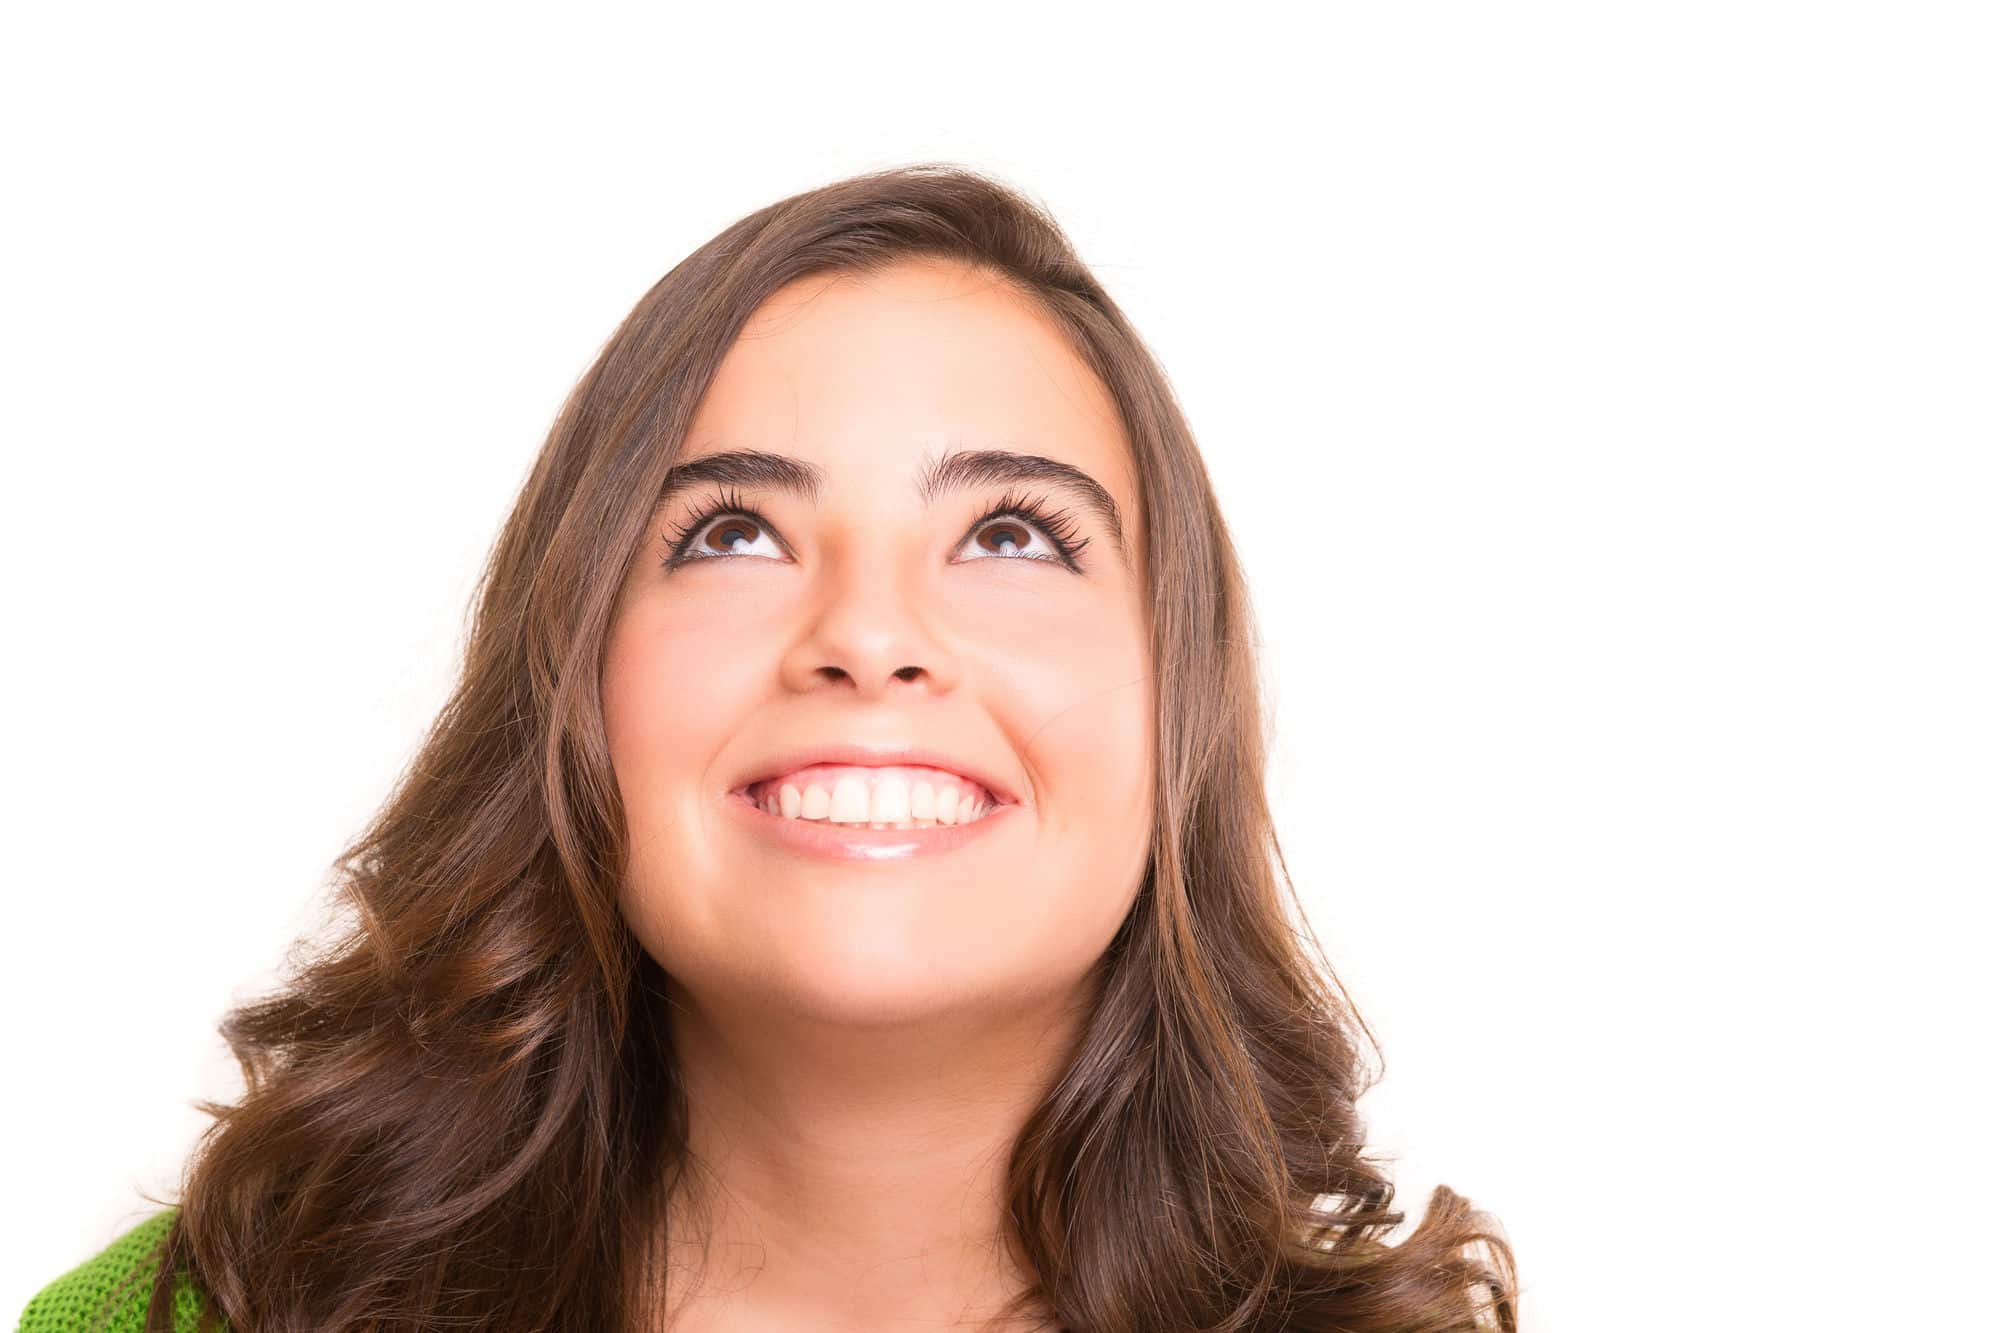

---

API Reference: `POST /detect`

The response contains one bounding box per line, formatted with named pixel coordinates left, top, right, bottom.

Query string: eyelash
left=657, top=485, right=1091, bottom=571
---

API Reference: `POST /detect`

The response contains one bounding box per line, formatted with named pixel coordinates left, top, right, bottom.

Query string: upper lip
left=731, top=743, right=1021, bottom=806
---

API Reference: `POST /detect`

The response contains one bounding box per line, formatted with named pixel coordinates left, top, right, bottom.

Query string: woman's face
left=603, top=258, right=1153, bottom=1029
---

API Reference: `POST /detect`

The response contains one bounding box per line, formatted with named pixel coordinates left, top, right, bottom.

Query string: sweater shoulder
left=15, top=1208, right=218, bottom=1333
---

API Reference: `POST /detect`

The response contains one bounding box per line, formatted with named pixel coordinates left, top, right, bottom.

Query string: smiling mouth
left=732, top=764, right=1016, bottom=824
left=722, top=782, right=1017, bottom=861
left=731, top=766, right=1005, bottom=830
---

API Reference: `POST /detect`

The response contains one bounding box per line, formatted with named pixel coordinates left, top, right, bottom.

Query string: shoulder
left=15, top=1208, right=218, bottom=1333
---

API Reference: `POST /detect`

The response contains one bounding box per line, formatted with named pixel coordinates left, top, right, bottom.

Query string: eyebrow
left=656, top=445, right=1129, bottom=564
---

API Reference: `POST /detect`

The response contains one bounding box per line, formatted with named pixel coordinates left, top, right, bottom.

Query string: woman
left=20, top=164, right=1517, bottom=1332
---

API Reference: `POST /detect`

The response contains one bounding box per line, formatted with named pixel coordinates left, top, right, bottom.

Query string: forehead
left=686, top=259, right=1135, bottom=510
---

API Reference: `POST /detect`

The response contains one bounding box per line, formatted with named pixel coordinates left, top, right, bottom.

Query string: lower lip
left=722, top=787, right=1018, bottom=861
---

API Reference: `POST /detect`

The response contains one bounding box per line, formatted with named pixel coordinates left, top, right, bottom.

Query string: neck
left=648, top=974, right=1091, bottom=1331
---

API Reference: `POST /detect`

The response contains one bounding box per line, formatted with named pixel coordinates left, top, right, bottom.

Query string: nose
left=777, top=558, right=964, bottom=698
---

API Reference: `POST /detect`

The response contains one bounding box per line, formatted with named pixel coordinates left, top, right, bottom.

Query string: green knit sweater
left=15, top=1209, right=218, bottom=1333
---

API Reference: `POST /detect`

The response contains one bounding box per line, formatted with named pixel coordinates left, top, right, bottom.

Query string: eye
left=657, top=486, right=1090, bottom=572
left=658, top=484, right=787, bottom=568
left=956, top=510, right=1072, bottom=566
left=954, top=487, right=1090, bottom=569
left=660, top=500, right=786, bottom=567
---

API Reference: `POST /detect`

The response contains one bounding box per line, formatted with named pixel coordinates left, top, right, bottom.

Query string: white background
left=3, top=5, right=1993, bottom=1330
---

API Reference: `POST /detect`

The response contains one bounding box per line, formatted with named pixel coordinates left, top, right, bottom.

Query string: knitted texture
left=14, top=1208, right=220, bottom=1333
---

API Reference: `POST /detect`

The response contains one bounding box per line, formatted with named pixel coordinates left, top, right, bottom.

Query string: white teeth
left=828, top=774, right=871, bottom=822
left=754, top=770, right=991, bottom=828
left=867, top=772, right=910, bottom=824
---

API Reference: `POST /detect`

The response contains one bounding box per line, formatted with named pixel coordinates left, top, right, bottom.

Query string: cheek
left=973, top=587, right=1152, bottom=820
left=602, top=598, right=758, bottom=803
left=971, top=587, right=1156, bottom=925
left=602, top=600, right=760, bottom=975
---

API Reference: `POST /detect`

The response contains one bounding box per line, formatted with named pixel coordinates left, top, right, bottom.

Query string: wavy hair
left=131, top=162, right=1518, bottom=1332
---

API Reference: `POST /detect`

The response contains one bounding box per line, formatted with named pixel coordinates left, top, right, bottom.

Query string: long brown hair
left=133, top=162, right=1517, bottom=1332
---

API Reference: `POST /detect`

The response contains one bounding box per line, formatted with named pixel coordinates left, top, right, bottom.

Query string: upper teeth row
left=755, top=769, right=992, bottom=826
